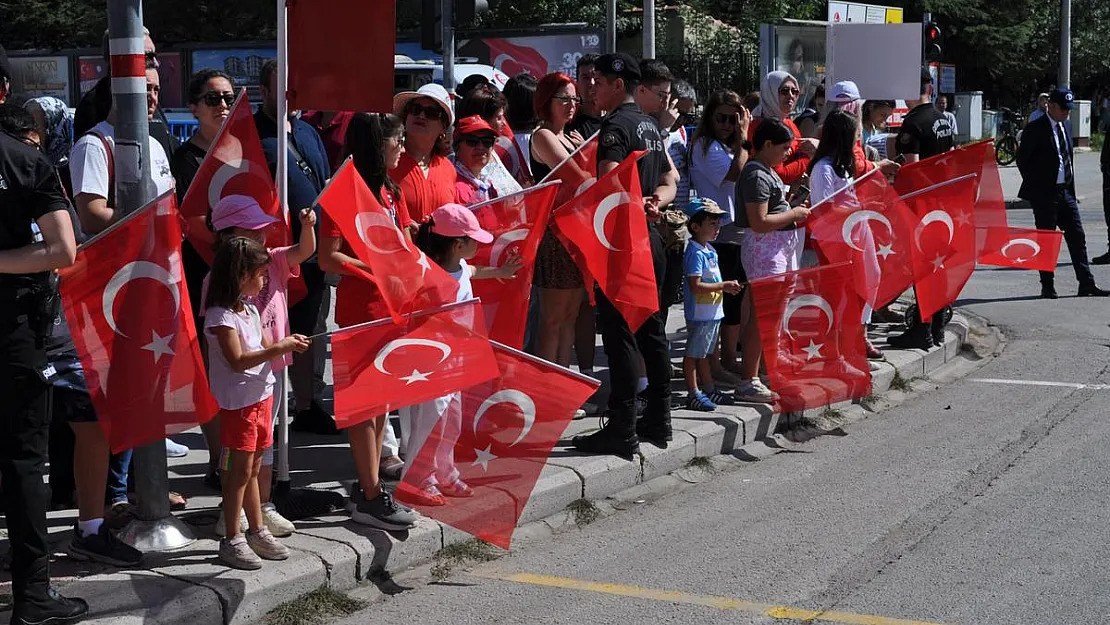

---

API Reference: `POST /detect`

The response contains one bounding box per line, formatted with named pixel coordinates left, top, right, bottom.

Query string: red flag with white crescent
left=493, top=125, right=535, bottom=188
left=330, top=300, right=499, bottom=429
left=978, top=227, right=1064, bottom=272
left=541, top=134, right=599, bottom=209
left=469, top=181, right=559, bottom=349
left=750, top=263, right=871, bottom=412
left=396, top=341, right=600, bottom=549
left=551, top=150, right=658, bottom=330
left=902, top=175, right=979, bottom=319
left=59, top=192, right=219, bottom=453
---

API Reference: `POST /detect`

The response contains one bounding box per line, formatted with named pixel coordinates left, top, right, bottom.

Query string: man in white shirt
left=937, top=95, right=958, bottom=137
left=69, top=64, right=174, bottom=235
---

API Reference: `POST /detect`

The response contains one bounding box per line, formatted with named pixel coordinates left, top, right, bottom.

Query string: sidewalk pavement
left=0, top=303, right=977, bottom=625
left=1001, top=150, right=1101, bottom=209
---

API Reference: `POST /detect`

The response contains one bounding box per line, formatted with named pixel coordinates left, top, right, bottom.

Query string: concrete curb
left=51, top=315, right=979, bottom=625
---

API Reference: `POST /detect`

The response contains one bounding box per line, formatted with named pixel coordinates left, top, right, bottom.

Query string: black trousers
left=1102, top=172, right=1110, bottom=246
left=596, top=228, right=671, bottom=433
left=657, top=243, right=684, bottom=329
left=0, top=333, right=53, bottom=605
left=1031, top=187, right=1095, bottom=288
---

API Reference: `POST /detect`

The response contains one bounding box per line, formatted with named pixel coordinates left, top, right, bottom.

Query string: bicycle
left=995, top=107, right=1024, bottom=166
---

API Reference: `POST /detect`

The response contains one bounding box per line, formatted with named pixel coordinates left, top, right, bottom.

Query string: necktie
left=1056, top=122, right=1073, bottom=184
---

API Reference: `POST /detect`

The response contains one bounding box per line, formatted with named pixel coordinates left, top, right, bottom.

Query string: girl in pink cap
left=401, top=203, right=522, bottom=505
left=201, top=195, right=317, bottom=538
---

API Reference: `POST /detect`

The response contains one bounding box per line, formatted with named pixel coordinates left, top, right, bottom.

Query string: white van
left=394, top=54, right=510, bottom=94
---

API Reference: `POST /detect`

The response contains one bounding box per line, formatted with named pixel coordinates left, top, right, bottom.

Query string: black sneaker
left=572, top=424, right=639, bottom=461
left=1041, top=284, right=1059, bottom=299
left=12, top=588, right=89, bottom=625
left=351, top=490, right=419, bottom=531
left=1093, top=252, right=1110, bottom=266
left=291, top=402, right=340, bottom=435
left=67, top=525, right=142, bottom=567
left=930, top=314, right=947, bottom=348
left=887, top=324, right=934, bottom=350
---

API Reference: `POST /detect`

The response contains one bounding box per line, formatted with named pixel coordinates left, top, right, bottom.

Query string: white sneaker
left=246, top=527, right=290, bottom=561
left=215, top=509, right=248, bottom=538
left=165, top=439, right=190, bottom=458
left=736, top=379, right=775, bottom=404
left=261, top=503, right=295, bottom=537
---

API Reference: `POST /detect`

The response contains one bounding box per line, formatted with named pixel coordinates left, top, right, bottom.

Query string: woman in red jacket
left=748, top=71, right=818, bottom=185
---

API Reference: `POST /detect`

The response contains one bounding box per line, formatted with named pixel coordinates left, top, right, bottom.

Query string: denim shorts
left=49, top=353, right=97, bottom=423
left=685, top=320, right=721, bottom=359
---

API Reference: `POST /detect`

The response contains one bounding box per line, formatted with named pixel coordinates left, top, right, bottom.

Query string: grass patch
left=890, top=370, right=911, bottom=392
left=430, top=539, right=501, bottom=581
left=567, top=498, right=601, bottom=527
left=1092, top=131, right=1104, bottom=153
left=821, top=406, right=843, bottom=419
left=264, top=586, right=367, bottom=625
left=685, top=456, right=715, bottom=471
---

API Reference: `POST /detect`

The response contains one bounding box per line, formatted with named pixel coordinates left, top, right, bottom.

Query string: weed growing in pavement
left=685, top=456, right=716, bottom=473
left=890, top=371, right=911, bottom=392
left=264, top=586, right=366, bottom=625
left=567, top=498, right=601, bottom=527
left=431, top=539, right=501, bottom=581
left=821, top=407, right=843, bottom=420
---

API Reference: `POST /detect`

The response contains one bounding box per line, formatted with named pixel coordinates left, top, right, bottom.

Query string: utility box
left=1072, top=99, right=1091, bottom=147
left=954, top=91, right=983, bottom=142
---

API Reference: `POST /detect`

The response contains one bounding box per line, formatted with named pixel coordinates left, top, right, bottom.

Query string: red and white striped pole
left=106, top=0, right=154, bottom=214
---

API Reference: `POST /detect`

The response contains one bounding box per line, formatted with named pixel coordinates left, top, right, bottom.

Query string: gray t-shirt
left=735, top=160, right=791, bottom=229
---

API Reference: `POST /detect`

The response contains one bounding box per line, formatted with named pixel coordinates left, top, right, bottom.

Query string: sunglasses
left=406, top=101, right=446, bottom=120
left=461, top=136, right=496, bottom=148
left=145, top=50, right=159, bottom=67
left=552, top=95, right=581, bottom=105
left=779, top=87, right=801, bottom=96
left=201, top=91, right=235, bottom=107
left=714, top=113, right=736, bottom=125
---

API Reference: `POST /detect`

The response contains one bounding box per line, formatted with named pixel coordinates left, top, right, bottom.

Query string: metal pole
left=109, top=0, right=195, bottom=552
left=643, top=0, right=655, bottom=59
left=1059, top=0, right=1071, bottom=88
left=275, top=0, right=292, bottom=487
left=442, top=0, right=455, bottom=91
left=606, top=0, right=617, bottom=54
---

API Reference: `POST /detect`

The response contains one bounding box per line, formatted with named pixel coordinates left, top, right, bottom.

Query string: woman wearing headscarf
left=748, top=71, right=818, bottom=185
left=24, top=96, right=74, bottom=187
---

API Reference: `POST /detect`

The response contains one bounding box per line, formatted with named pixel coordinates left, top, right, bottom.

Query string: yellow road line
left=476, top=571, right=948, bottom=625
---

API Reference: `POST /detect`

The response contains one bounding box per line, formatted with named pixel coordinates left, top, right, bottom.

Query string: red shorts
left=219, top=397, right=274, bottom=453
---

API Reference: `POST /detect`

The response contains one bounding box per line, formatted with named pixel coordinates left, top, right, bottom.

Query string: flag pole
left=275, top=0, right=292, bottom=487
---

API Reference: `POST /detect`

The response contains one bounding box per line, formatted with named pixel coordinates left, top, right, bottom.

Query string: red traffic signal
left=924, top=21, right=943, bottom=61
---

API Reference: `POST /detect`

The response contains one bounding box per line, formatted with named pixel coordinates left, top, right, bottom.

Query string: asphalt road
left=327, top=153, right=1110, bottom=625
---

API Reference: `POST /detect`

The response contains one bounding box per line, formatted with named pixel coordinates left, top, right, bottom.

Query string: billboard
left=191, top=47, right=276, bottom=101
left=827, top=2, right=904, bottom=24
left=457, top=32, right=602, bottom=79
left=9, top=56, right=71, bottom=103
left=77, top=56, right=108, bottom=96
left=773, top=26, right=826, bottom=115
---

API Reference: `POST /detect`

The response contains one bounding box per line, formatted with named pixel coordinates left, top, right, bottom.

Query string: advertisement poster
left=774, top=26, right=826, bottom=115
left=10, top=56, right=71, bottom=103
left=191, top=48, right=276, bottom=101
left=77, top=56, right=108, bottom=96
left=457, top=32, right=602, bottom=79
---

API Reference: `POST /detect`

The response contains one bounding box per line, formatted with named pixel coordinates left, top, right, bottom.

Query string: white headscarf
left=753, top=71, right=798, bottom=120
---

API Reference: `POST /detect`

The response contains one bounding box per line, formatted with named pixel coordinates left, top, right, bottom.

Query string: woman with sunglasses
left=390, top=84, right=458, bottom=224
left=748, top=71, right=818, bottom=185
left=689, top=89, right=752, bottom=380
left=455, top=85, right=523, bottom=198
left=171, top=68, right=237, bottom=491
left=452, top=115, right=500, bottom=205
left=529, top=72, right=587, bottom=369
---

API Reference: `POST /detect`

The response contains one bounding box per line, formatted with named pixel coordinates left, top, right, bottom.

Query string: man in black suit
left=1017, top=87, right=1109, bottom=299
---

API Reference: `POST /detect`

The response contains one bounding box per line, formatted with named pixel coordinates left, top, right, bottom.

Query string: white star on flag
left=802, top=340, right=824, bottom=360
left=416, top=252, right=431, bottom=277
left=876, top=244, right=895, bottom=260
left=141, top=330, right=175, bottom=363
left=400, top=369, right=431, bottom=385
left=931, top=255, right=946, bottom=271
left=954, top=211, right=972, bottom=227
left=472, top=445, right=497, bottom=471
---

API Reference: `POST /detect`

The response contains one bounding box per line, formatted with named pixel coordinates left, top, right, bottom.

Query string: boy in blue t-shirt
left=682, top=198, right=742, bottom=411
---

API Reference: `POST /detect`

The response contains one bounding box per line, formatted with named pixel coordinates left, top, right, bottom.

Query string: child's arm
left=285, top=208, right=318, bottom=266
left=471, top=250, right=524, bottom=280
left=210, top=326, right=310, bottom=373
left=687, top=275, right=742, bottom=295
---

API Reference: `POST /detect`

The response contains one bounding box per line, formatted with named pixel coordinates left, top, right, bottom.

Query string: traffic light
left=421, top=0, right=443, bottom=51
left=456, top=0, right=490, bottom=25
left=924, top=21, right=943, bottom=61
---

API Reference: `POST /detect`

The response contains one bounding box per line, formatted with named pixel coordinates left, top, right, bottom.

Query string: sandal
left=864, top=338, right=884, bottom=360
left=379, top=456, right=404, bottom=481
left=407, top=485, right=447, bottom=507
left=439, top=479, right=474, bottom=498
left=169, top=491, right=187, bottom=511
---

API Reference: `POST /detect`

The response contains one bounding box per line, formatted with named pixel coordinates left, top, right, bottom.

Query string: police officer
left=0, top=128, right=89, bottom=624
left=572, top=53, right=678, bottom=459
left=888, top=69, right=957, bottom=350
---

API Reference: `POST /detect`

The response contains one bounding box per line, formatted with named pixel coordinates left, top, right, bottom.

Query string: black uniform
left=573, top=52, right=674, bottom=458
left=566, top=111, right=603, bottom=141
left=0, top=131, right=75, bottom=615
left=895, top=103, right=954, bottom=159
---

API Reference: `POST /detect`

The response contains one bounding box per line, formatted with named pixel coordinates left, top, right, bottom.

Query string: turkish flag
left=59, top=192, right=219, bottom=453
left=396, top=341, right=600, bottom=549
left=317, top=160, right=459, bottom=322
left=750, top=263, right=871, bottom=412
left=552, top=150, right=658, bottom=330
left=807, top=170, right=920, bottom=310
left=493, top=127, right=535, bottom=188
left=469, top=181, right=559, bottom=349
left=894, top=140, right=1008, bottom=259
left=331, top=300, right=499, bottom=429
left=485, top=38, right=550, bottom=80
left=978, top=227, right=1064, bottom=272
left=903, top=175, right=979, bottom=319
left=288, top=0, right=394, bottom=114
left=540, top=134, right=600, bottom=209
left=178, top=89, right=286, bottom=266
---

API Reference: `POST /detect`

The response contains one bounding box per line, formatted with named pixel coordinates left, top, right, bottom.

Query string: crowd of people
left=4, top=26, right=1099, bottom=622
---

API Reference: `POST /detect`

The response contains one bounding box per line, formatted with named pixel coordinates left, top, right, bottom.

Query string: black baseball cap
left=1049, top=87, right=1075, bottom=110
left=595, top=53, right=641, bottom=81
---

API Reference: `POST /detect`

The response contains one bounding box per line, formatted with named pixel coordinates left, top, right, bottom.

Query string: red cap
left=430, top=203, right=494, bottom=244
left=454, top=114, right=496, bottom=137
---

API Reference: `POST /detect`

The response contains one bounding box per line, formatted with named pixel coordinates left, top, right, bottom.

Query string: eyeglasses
left=552, top=95, right=581, bottom=105
left=201, top=91, right=235, bottom=107
left=461, top=136, right=496, bottom=149
left=714, top=113, right=736, bottom=125
left=406, top=101, right=446, bottom=121
left=779, top=87, right=801, bottom=96
left=651, top=89, right=672, bottom=101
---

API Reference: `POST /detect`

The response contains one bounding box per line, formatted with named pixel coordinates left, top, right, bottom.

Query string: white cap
left=828, top=80, right=861, bottom=103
